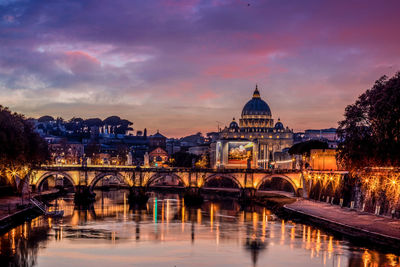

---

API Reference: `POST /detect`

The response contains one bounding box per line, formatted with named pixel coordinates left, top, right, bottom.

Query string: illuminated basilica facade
left=213, top=85, right=294, bottom=169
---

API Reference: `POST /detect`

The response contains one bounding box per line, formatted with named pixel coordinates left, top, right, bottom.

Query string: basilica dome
left=229, top=118, right=239, bottom=132
left=274, top=118, right=284, bottom=130
left=239, top=85, right=274, bottom=132
left=229, top=118, right=239, bottom=129
left=241, top=85, right=272, bottom=117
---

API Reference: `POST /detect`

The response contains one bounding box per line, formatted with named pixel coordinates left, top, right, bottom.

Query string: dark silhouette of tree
left=102, top=116, right=133, bottom=135
left=115, top=119, right=133, bottom=135
left=85, top=141, right=101, bottom=164
left=65, top=117, right=84, bottom=133
left=84, top=118, right=103, bottom=128
left=103, top=116, right=121, bottom=125
left=170, top=152, right=199, bottom=167
left=37, top=115, right=133, bottom=138
left=288, top=140, right=328, bottom=156
left=0, top=106, right=49, bottom=193
left=37, top=115, right=54, bottom=122
left=337, top=72, right=400, bottom=171
left=103, top=116, right=120, bottom=134
left=115, top=144, right=129, bottom=164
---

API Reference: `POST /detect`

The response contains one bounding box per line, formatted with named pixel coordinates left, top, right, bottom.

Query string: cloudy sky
left=1, top=0, right=399, bottom=137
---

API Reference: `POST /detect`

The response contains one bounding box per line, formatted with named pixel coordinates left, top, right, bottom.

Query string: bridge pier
left=183, top=186, right=204, bottom=206
left=128, top=186, right=149, bottom=205
left=74, top=185, right=96, bottom=205
left=239, top=188, right=257, bottom=205
left=240, top=188, right=257, bottom=198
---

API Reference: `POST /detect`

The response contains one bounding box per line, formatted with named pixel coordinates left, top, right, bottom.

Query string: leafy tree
left=0, top=106, right=49, bottom=193
left=195, top=153, right=209, bottom=168
left=337, top=72, right=400, bottom=171
left=288, top=140, right=329, bottom=156
left=115, top=119, right=133, bottom=135
left=103, top=116, right=121, bottom=126
left=37, top=115, right=54, bottom=123
left=103, top=116, right=133, bottom=135
left=70, top=117, right=84, bottom=124
left=65, top=117, right=84, bottom=133
left=84, top=118, right=103, bottom=127
left=115, top=144, right=129, bottom=164
left=170, top=151, right=199, bottom=167
left=85, top=141, right=101, bottom=164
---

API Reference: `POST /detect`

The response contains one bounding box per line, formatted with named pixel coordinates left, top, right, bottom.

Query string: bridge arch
left=256, top=174, right=298, bottom=195
left=145, top=173, right=186, bottom=188
left=36, top=171, right=76, bottom=192
left=89, top=172, right=130, bottom=191
left=202, top=173, right=243, bottom=189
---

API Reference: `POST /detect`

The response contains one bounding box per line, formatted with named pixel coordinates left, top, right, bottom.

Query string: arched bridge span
left=28, top=165, right=326, bottom=196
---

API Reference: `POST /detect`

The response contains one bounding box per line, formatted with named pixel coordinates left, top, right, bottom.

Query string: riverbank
left=282, top=199, right=400, bottom=251
left=0, top=190, right=59, bottom=234
left=254, top=191, right=296, bottom=211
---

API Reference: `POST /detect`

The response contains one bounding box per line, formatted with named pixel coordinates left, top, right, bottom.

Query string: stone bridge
left=30, top=165, right=307, bottom=195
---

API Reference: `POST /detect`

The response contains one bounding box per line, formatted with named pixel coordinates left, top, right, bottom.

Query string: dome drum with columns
left=213, top=85, right=294, bottom=170
left=240, top=85, right=274, bottom=131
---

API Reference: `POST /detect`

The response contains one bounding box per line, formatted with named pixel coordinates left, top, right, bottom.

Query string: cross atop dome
left=252, top=84, right=260, bottom=98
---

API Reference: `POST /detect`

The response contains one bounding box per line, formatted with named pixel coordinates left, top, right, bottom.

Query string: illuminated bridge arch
left=36, top=171, right=76, bottom=191
left=89, top=172, right=130, bottom=191
left=256, top=174, right=298, bottom=194
left=202, top=173, right=243, bottom=189
left=145, top=173, right=186, bottom=188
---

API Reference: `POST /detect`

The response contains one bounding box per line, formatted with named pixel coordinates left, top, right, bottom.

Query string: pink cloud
left=1, top=0, right=400, bottom=137
left=64, top=51, right=100, bottom=65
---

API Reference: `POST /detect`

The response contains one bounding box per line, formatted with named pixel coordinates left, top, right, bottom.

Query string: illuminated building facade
left=149, top=147, right=169, bottom=167
left=212, top=85, right=294, bottom=169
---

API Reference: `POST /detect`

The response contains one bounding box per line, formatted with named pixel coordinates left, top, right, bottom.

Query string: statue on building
left=144, top=152, right=150, bottom=167
left=126, top=151, right=133, bottom=165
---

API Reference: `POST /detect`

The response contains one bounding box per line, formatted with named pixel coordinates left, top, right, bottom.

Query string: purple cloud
left=0, top=0, right=399, bottom=136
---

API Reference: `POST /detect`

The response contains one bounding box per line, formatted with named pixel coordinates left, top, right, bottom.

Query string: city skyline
left=1, top=0, right=400, bottom=137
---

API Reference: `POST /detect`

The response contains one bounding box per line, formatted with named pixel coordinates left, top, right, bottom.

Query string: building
left=48, top=139, right=84, bottom=164
left=212, top=85, right=294, bottom=169
left=149, top=147, right=169, bottom=167
left=305, top=128, right=337, bottom=141
left=295, top=128, right=339, bottom=148
left=166, top=138, right=182, bottom=155
left=123, top=134, right=149, bottom=164
left=309, top=149, right=339, bottom=170
left=149, top=131, right=167, bottom=150
left=188, top=145, right=209, bottom=156
left=180, top=132, right=205, bottom=147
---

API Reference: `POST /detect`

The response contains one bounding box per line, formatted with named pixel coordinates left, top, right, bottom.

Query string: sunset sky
left=1, top=0, right=399, bottom=137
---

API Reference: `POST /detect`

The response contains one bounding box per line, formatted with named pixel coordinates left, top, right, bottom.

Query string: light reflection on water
left=0, top=190, right=399, bottom=267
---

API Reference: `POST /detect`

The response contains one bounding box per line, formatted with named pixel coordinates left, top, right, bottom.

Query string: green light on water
left=154, top=198, right=157, bottom=224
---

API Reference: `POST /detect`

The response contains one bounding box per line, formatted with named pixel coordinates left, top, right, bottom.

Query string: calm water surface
left=1, top=190, right=399, bottom=267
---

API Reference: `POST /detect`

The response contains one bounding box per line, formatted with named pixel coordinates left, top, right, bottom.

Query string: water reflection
left=0, top=218, right=50, bottom=266
left=0, top=190, right=399, bottom=267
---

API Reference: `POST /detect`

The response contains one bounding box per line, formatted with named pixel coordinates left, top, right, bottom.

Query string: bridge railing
left=37, top=164, right=301, bottom=174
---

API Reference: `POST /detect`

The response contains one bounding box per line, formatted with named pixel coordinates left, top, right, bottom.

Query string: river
left=0, top=190, right=399, bottom=267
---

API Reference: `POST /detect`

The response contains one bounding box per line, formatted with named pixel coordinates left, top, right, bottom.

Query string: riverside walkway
left=284, top=199, right=400, bottom=248
left=0, top=190, right=57, bottom=220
